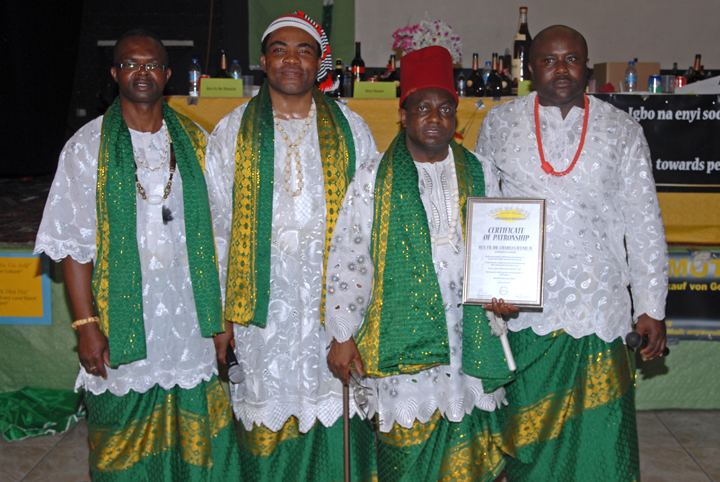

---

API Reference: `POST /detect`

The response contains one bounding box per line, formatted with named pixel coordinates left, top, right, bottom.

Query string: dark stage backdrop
left=1, top=2, right=84, bottom=177
left=1, top=0, right=250, bottom=177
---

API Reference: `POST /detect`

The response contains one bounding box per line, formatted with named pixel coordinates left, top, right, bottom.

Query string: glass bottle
left=466, top=53, right=486, bottom=97
left=511, top=7, right=532, bottom=95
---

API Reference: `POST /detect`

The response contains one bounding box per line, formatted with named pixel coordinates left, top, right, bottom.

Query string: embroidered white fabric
left=205, top=101, right=379, bottom=433
left=34, top=117, right=217, bottom=396
left=325, top=148, right=505, bottom=434
left=474, top=93, right=669, bottom=342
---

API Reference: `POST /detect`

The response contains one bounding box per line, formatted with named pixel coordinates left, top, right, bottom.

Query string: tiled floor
left=1, top=410, right=718, bottom=481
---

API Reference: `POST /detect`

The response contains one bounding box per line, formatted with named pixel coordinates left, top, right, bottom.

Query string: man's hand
left=635, top=313, right=667, bottom=361
left=77, top=323, right=110, bottom=379
left=483, top=298, right=520, bottom=318
left=213, top=320, right=235, bottom=365
left=327, top=337, right=365, bottom=385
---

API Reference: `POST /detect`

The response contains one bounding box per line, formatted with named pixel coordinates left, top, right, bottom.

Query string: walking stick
left=343, top=382, right=351, bottom=482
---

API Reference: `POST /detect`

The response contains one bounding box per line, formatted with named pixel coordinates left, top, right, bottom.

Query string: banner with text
left=596, top=94, right=720, bottom=193
left=0, top=253, right=51, bottom=325
left=664, top=250, right=720, bottom=341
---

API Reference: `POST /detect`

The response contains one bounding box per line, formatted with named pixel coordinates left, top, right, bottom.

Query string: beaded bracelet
left=71, top=316, right=100, bottom=330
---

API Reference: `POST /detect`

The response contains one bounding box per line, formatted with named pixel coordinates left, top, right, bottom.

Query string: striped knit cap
left=261, top=11, right=333, bottom=91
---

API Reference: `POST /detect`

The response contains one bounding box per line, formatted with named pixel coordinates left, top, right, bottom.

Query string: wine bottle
left=498, top=57, right=512, bottom=96
left=215, top=50, right=232, bottom=78
left=327, top=59, right=343, bottom=98
left=687, top=54, right=704, bottom=83
left=466, top=53, right=485, bottom=97
left=382, top=54, right=400, bottom=97
left=486, top=53, right=503, bottom=97
left=456, top=70, right=466, bottom=97
left=511, top=7, right=532, bottom=95
left=351, top=42, right=365, bottom=82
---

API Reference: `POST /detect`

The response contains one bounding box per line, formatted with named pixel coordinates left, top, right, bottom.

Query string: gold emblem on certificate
left=463, top=198, right=546, bottom=308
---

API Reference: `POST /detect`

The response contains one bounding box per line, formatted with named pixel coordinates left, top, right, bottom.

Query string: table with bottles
left=167, top=93, right=719, bottom=247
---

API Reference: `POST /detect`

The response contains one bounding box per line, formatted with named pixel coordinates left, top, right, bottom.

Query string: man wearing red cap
left=325, top=45, right=513, bottom=482
left=205, top=12, right=379, bottom=482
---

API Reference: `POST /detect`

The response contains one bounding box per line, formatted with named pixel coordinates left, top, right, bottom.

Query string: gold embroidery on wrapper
left=378, top=411, right=504, bottom=482
left=89, top=380, right=230, bottom=472
left=500, top=341, right=633, bottom=453
left=438, top=419, right=505, bottom=482
left=237, top=416, right=304, bottom=457
left=378, top=411, right=440, bottom=447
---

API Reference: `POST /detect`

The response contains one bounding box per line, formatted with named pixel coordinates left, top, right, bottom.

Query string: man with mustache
left=474, top=25, right=669, bottom=481
left=205, top=12, right=379, bottom=482
left=326, top=45, right=515, bottom=482
left=34, top=29, right=240, bottom=481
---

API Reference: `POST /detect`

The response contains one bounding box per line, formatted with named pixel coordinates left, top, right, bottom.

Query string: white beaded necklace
left=274, top=102, right=316, bottom=197
left=430, top=158, right=460, bottom=254
left=132, top=120, right=169, bottom=172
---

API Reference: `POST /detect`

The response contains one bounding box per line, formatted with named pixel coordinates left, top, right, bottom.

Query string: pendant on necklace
left=162, top=206, right=174, bottom=225
left=147, top=194, right=163, bottom=205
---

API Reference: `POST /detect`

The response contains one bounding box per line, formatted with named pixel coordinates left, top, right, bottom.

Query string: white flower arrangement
left=392, top=16, right=463, bottom=64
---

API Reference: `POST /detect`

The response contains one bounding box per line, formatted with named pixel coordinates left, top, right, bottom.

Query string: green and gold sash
left=356, top=131, right=512, bottom=391
left=93, top=98, right=224, bottom=367
left=224, top=83, right=356, bottom=327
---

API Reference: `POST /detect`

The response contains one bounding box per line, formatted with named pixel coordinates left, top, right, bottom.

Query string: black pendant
left=162, top=206, right=174, bottom=225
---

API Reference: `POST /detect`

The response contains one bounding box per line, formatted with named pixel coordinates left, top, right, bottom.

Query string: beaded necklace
left=274, top=102, right=316, bottom=197
left=535, top=93, right=589, bottom=177
left=134, top=128, right=176, bottom=205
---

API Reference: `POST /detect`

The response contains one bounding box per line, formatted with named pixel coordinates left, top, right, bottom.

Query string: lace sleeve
left=325, top=157, right=381, bottom=343
left=618, top=123, right=669, bottom=321
left=33, top=118, right=103, bottom=263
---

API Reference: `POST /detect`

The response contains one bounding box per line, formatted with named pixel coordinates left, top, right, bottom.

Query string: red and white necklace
left=535, top=93, right=589, bottom=177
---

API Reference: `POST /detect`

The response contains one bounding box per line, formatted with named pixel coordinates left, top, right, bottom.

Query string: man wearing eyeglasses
left=34, top=29, right=240, bottom=481
left=326, top=46, right=515, bottom=482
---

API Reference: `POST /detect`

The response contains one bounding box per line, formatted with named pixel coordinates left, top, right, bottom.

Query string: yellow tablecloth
left=167, top=96, right=720, bottom=245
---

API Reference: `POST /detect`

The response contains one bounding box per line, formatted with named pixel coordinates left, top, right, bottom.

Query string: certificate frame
left=463, top=197, right=545, bottom=308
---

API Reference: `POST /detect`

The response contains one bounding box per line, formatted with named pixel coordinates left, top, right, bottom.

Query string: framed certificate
left=463, top=198, right=545, bottom=308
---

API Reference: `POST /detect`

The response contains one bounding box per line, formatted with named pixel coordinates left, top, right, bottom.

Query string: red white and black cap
left=262, top=12, right=333, bottom=92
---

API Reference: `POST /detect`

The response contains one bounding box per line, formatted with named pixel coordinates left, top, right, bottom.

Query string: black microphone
left=225, top=342, right=244, bottom=384
left=625, top=332, right=670, bottom=357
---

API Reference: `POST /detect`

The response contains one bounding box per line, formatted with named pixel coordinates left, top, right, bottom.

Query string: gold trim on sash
left=356, top=160, right=393, bottom=376
left=93, top=115, right=113, bottom=337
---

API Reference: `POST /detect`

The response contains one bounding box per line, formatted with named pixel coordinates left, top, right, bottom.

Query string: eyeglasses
left=349, top=372, right=382, bottom=430
left=116, top=62, right=167, bottom=72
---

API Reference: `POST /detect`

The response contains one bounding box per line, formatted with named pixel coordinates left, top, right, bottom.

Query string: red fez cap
left=399, top=46, right=458, bottom=107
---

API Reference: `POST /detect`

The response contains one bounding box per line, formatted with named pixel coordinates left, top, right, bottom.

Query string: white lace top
left=34, top=117, right=217, bottom=396
left=474, top=93, right=669, bottom=342
left=205, top=101, right=379, bottom=433
left=325, top=148, right=505, bottom=433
